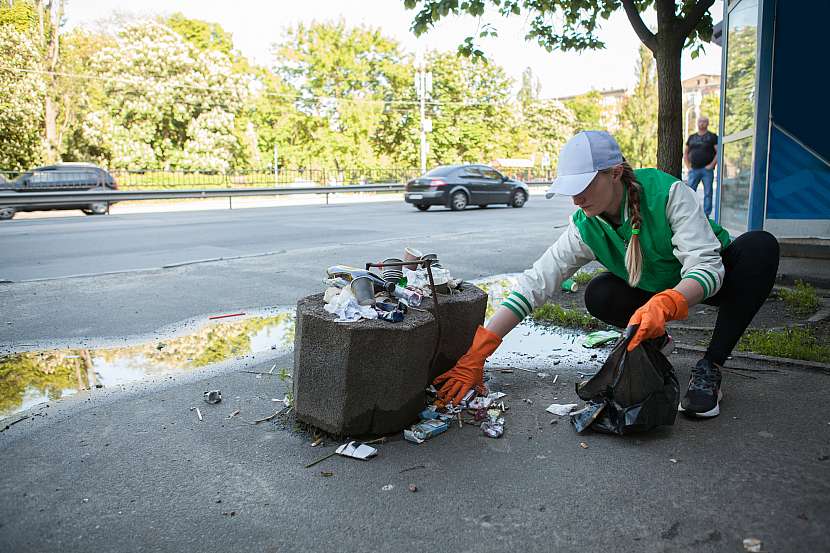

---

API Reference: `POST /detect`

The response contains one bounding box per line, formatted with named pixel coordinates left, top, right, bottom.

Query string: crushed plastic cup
left=350, top=276, right=376, bottom=306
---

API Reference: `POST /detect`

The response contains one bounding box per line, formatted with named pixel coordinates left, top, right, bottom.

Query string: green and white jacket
left=501, top=168, right=731, bottom=321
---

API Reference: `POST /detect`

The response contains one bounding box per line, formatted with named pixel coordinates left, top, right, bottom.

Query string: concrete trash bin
left=293, top=293, right=437, bottom=435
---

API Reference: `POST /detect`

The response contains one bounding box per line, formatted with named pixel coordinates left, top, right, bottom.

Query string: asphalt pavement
left=1, top=199, right=828, bottom=552
left=0, top=198, right=573, bottom=344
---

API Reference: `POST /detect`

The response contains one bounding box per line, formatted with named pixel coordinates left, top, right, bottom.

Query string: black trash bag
left=570, top=326, right=679, bottom=435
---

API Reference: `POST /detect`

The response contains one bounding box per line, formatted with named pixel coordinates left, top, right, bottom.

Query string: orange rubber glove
left=627, top=289, right=689, bottom=351
left=433, top=325, right=502, bottom=406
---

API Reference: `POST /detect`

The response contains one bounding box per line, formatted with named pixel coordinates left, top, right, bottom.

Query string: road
left=0, top=198, right=575, bottom=344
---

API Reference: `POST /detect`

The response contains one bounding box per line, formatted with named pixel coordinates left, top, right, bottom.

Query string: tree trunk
left=43, top=0, right=64, bottom=163
left=44, top=97, right=58, bottom=161
left=654, top=42, right=683, bottom=178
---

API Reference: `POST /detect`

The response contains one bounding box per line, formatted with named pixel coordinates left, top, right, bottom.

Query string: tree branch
left=678, top=0, right=716, bottom=39
left=621, top=0, right=657, bottom=52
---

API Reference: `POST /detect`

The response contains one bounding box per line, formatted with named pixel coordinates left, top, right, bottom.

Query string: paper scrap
left=546, top=403, right=578, bottom=416
left=335, top=441, right=378, bottom=460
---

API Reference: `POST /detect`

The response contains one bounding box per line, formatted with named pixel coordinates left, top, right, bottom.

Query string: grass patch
left=531, top=303, right=602, bottom=329
left=778, top=280, right=820, bottom=315
left=737, top=326, right=830, bottom=362
left=572, top=267, right=607, bottom=286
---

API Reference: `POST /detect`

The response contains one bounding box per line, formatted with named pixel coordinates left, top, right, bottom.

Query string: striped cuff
left=684, top=269, right=720, bottom=299
left=501, top=291, right=533, bottom=320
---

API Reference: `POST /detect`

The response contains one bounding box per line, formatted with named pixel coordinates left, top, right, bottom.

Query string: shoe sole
left=678, top=390, right=723, bottom=418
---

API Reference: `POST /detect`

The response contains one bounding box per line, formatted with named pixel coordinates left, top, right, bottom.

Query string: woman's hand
left=627, top=289, right=689, bottom=351
left=433, top=325, right=502, bottom=405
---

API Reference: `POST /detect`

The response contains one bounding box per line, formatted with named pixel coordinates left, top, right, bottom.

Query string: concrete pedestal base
left=293, top=293, right=436, bottom=436
left=293, top=283, right=487, bottom=436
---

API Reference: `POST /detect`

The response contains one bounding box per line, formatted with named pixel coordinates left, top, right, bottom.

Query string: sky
left=65, top=0, right=724, bottom=98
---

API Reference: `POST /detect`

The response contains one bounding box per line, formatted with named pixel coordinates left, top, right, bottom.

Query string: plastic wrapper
left=481, top=418, right=504, bottom=438
left=582, top=330, right=622, bottom=348
left=570, top=326, right=679, bottom=435
left=404, top=419, right=449, bottom=443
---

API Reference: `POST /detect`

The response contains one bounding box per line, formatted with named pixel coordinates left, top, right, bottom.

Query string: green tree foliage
left=699, top=93, right=719, bottom=135
left=0, top=0, right=38, bottom=34
left=402, top=0, right=717, bottom=177
left=166, top=12, right=234, bottom=57
left=58, top=29, right=115, bottom=162
left=274, top=21, right=412, bottom=170
left=616, top=45, right=658, bottom=168
left=0, top=25, right=45, bottom=171
left=563, top=90, right=603, bottom=132
left=723, top=26, right=755, bottom=137
left=422, top=51, right=516, bottom=165
left=521, top=99, right=576, bottom=167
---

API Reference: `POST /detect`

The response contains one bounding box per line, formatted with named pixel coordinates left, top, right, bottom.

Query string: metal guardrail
left=0, top=183, right=408, bottom=207
left=0, top=182, right=553, bottom=208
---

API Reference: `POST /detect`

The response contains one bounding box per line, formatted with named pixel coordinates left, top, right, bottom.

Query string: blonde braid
left=620, top=162, right=643, bottom=288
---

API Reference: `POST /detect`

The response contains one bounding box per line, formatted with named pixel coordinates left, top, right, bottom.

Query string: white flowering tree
left=0, top=25, right=45, bottom=171
left=88, top=21, right=248, bottom=170
left=172, top=109, right=240, bottom=172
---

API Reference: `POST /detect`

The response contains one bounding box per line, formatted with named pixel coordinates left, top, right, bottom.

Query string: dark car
left=404, top=164, right=529, bottom=211
left=0, top=163, right=117, bottom=220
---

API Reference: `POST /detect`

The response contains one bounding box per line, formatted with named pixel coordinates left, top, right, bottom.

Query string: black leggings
left=584, top=231, right=780, bottom=365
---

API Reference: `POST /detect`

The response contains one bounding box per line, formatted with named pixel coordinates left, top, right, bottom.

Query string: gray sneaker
left=679, top=359, right=723, bottom=418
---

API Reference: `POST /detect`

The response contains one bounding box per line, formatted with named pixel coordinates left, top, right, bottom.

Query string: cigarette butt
left=196, top=408, right=203, bottom=421
left=228, top=410, right=240, bottom=419
left=552, top=374, right=559, bottom=384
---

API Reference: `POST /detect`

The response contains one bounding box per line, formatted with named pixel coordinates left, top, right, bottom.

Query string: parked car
left=404, top=164, right=529, bottom=211
left=0, top=163, right=117, bottom=220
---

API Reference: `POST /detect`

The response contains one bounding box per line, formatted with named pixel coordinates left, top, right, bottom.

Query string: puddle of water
left=471, top=274, right=614, bottom=371
left=1, top=274, right=610, bottom=418
left=0, top=310, right=295, bottom=418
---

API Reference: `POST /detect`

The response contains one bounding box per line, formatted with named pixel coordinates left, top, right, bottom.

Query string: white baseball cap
left=545, top=131, right=624, bottom=198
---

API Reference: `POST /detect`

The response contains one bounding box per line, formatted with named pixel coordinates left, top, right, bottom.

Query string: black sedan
left=0, top=163, right=117, bottom=220
left=404, top=164, right=529, bottom=211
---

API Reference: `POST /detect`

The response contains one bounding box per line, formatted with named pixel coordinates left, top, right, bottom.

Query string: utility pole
left=415, top=66, right=432, bottom=174
left=274, top=141, right=280, bottom=183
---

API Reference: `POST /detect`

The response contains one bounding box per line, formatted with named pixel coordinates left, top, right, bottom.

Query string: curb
left=779, top=238, right=830, bottom=260
left=673, top=342, right=830, bottom=374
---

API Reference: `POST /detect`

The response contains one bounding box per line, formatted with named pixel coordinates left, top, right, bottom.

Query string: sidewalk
left=1, top=319, right=828, bottom=552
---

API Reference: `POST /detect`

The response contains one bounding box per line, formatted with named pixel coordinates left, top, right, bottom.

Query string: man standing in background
left=684, top=116, right=718, bottom=217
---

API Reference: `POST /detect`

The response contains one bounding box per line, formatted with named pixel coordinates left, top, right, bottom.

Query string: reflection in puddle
left=0, top=310, right=295, bottom=418
left=471, top=274, right=613, bottom=370
left=2, top=274, right=608, bottom=418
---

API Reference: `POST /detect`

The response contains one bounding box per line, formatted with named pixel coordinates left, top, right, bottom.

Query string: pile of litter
left=404, top=388, right=510, bottom=443
left=321, top=248, right=462, bottom=322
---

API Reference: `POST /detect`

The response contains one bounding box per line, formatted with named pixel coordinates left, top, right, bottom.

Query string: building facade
left=717, top=0, right=829, bottom=238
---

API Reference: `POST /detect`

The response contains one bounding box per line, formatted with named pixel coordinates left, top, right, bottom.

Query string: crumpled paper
left=545, top=403, right=578, bottom=416
left=324, top=287, right=378, bottom=322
